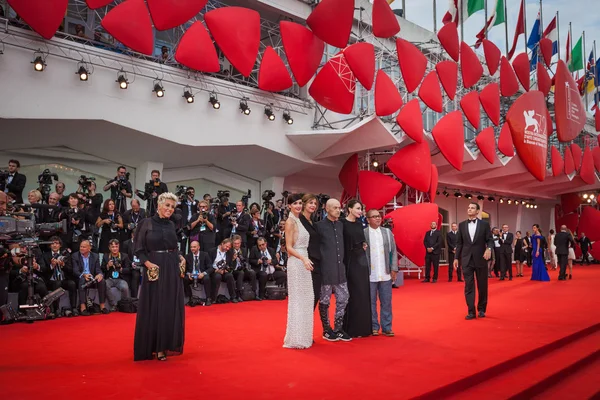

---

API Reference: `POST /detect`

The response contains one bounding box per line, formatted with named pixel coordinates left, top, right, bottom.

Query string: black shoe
left=509, top=277, right=512, bottom=281
left=458, top=279, right=464, bottom=282
left=465, top=314, right=476, bottom=320
left=205, top=299, right=212, bottom=306
left=422, top=279, right=430, bottom=283
left=500, top=277, right=505, bottom=281
left=231, top=297, right=239, bottom=303
left=322, top=330, right=339, bottom=342
left=101, top=307, right=110, bottom=314
left=478, top=311, right=486, bottom=318
left=335, top=331, right=352, bottom=342
left=237, top=296, right=244, bottom=303
left=558, top=277, right=565, bottom=281
left=72, top=308, right=80, bottom=317
left=255, top=296, right=263, bottom=301
left=569, top=274, right=572, bottom=279
left=63, top=308, right=72, bottom=318
left=432, top=279, right=437, bottom=283
left=80, top=309, right=90, bottom=316
left=392, top=284, right=398, bottom=289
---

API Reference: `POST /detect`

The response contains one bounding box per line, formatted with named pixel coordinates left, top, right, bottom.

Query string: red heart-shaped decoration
left=555, top=60, right=586, bottom=142
left=539, top=37, right=553, bottom=67
left=174, top=21, right=220, bottom=73
left=396, top=38, right=427, bottom=93
left=580, top=146, right=596, bottom=185
left=8, top=0, right=68, bottom=39
left=101, top=0, right=154, bottom=55
left=435, top=60, right=458, bottom=100
left=338, top=154, right=359, bottom=197
left=570, top=143, right=583, bottom=172
left=358, top=171, right=403, bottom=211
left=577, top=207, right=600, bottom=241
left=437, top=22, right=459, bottom=62
left=418, top=71, right=443, bottom=113
left=475, top=127, right=496, bottom=164
left=387, top=141, right=431, bottom=192
left=372, top=0, right=400, bottom=38
left=460, top=91, right=480, bottom=130
left=375, top=70, right=402, bottom=116
left=506, top=90, right=550, bottom=181
left=146, top=0, right=207, bottom=31
left=593, top=146, right=600, bottom=172
left=309, top=52, right=355, bottom=114
left=482, top=39, right=501, bottom=75
left=280, top=22, right=324, bottom=87
left=429, top=165, right=439, bottom=203
left=86, top=0, right=113, bottom=9
left=512, top=53, right=530, bottom=91
left=306, top=0, right=354, bottom=48
left=396, top=99, right=423, bottom=143
left=480, top=83, right=500, bottom=126
left=537, top=63, right=552, bottom=97
left=460, top=41, right=483, bottom=89
left=500, top=56, right=519, bottom=97
left=344, top=42, right=376, bottom=90
left=564, top=146, right=576, bottom=175
left=258, top=47, right=293, bottom=92
left=432, top=111, right=465, bottom=171
left=498, top=122, right=515, bottom=157
left=550, top=146, right=564, bottom=177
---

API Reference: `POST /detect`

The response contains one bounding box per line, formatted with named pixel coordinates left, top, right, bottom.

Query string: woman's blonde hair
left=158, top=192, right=178, bottom=205
left=28, top=190, right=42, bottom=202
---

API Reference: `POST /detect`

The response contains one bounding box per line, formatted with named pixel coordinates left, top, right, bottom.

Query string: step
left=534, top=355, right=600, bottom=400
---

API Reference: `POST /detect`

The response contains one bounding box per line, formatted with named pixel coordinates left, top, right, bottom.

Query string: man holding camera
left=43, top=236, right=78, bottom=316
left=229, top=235, right=258, bottom=301
left=208, top=238, right=238, bottom=303
left=249, top=236, right=285, bottom=300
left=1, top=159, right=26, bottom=204
left=78, top=180, right=103, bottom=221
left=178, top=187, right=198, bottom=252
left=190, top=200, right=216, bottom=253
left=121, top=230, right=141, bottom=298
left=60, top=193, right=92, bottom=252
left=122, top=199, right=146, bottom=241
left=11, top=244, right=48, bottom=306
left=72, top=239, right=108, bottom=315
left=184, top=240, right=213, bottom=305
left=101, top=239, right=131, bottom=311
left=103, top=166, right=132, bottom=214
left=229, top=201, right=251, bottom=251
left=142, top=170, right=168, bottom=216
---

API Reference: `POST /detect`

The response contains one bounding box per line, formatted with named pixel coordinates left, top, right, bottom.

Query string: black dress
left=341, top=218, right=372, bottom=338
left=133, top=215, right=185, bottom=361
left=514, top=238, right=526, bottom=262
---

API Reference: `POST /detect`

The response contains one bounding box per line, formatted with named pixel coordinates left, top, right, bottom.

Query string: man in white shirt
left=363, top=209, right=398, bottom=337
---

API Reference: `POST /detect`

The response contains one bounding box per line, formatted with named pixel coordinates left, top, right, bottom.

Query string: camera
left=0, top=215, right=67, bottom=237
left=107, top=172, right=130, bottom=195
left=175, top=185, right=189, bottom=201
left=109, top=221, right=118, bottom=230
left=78, top=175, right=96, bottom=193
left=262, top=190, right=275, bottom=202
left=37, top=169, right=59, bottom=203
left=317, top=193, right=330, bottom=205
left=127, top=222, right=137, bottom=231
left=261, top=256, right=269, bottom=266
left=201, top=211, right=208, bottom=219
left=81, top=276, right=99, bottom=289
left=108, top=257, right=122, bottom=279
left=191, top=270, right=200, bottom=288
left=215, top=259, right=230, bottom=272
left=217, top=190, right=230, bottom=200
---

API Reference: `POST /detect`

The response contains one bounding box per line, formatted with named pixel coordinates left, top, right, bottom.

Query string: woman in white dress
left=548, top=229, right=557, bottom=270
left=567, top=229, right=576, bottom=279
left=283, top=194, right=315, bottom=349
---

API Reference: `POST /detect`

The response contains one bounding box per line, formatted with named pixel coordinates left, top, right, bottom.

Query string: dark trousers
left=127, top=269, right=141, bottom=298
left=526, top=248, right=532, bottom=266
left=580, top=249, right=590, bottom=265
left=500, top=252, right=513, bottom=278
left=183, top=275, right=212, bottom=299
left=18, top=279, right=49, bottom=305
left=0, top=271, right=9, bottom=306
left=77, top=277, right=106, bottom=306
left=424, top=253, right=440, bottom=280
left=448, top=251, right=462, bottom=280
left=213, top=272, right=235, bottom=298
left=463, top=261, right=488, bottom=315
left=493, top=248, right=502, bottom=276
left=47, top=279, right=77, bottom=309
left=257, top=270, right=286, bottom=298
left=233, top=269, right=257, bottom=293
left=558, top=254, right=569, bottom=279
left=312, top=266, right=322, bottom=309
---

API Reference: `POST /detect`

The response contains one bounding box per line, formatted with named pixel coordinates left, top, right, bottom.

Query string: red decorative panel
left=596, top=110, right=600, bottom=132
left=385, top=203, right=439, bottom=266
left=147, top=0, right=207, bottom=31
left=546, top=107, right=554, bottom=137
left=344, top=42, right=376, bottom=90
left=539, top=37, right=553, bottom=67
left=101, top=0, right=154, bottom=55
left=205, top=7, right=260, bottom=77
left=429, top=165, right=438, bottom=203
left=593, top=147, right=600, bottom=172
left=482, top=39, right=501, bottom=75
left=475, top=127, right=496, bottom=164
left=500, top=56, right=519, bottom=97
left=437, top=22, right=459, bottom=62
left=372, top=0, right=400, bottom=38
left=418, top=71, right=443, bottom=113
left=309, top=52, right=355, bottom=114
left=306, top=0, right=354, bottom=48
left=174, top=21, right=220, bottom=73
left=570, top=143, right=583, bottom=172
left=506, top=90, right=550, bottom=182
left=432, top=111, right=465, bottom=171
left=564, top=146, right=575, bottom=175
left=86, top=0, right=112, bottom=9
left=512, top=52, right=530, bottom=91
left=590, top=246, right=600, bottom=262
left=536, top=63, right=552, bottom=97
left=396, top=99, right=423, bottom=143
left=7, top=0, right=68, bottom=39
left=258, top=47, right=293, bottom=92
left=580, top=147, right=596, bottom=185
left=375, top=70, right=402, bottom=116
left=435, top=60, right=458, bottom=100
left=338, top=154, right=359, bottom=197
left=561, top=193, right=581, bottom=215
left=396, top=38, right=427, bottom=93
left=480, top=83, right=500, bottom=126
left=556, top=212, right=579, bottom=234
left=555, top=60, right=586, bottom=142
left=498, top=122, right=514, bottom=157
left=551, top=146, right=564, bottom=177
left=387, top=141, right=432, bottom=192
left=460, top=41, right=483, bottom=89
left=280, top=22, right=324, bottom=87
left=358, top=171, right=403, bottom=211
left=460, top=91, right=480, bottom=130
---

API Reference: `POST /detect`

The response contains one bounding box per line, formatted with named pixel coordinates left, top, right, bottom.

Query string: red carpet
left=1, top=264, right=598, bottom=400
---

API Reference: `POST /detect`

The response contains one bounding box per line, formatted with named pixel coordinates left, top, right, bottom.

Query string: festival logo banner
left=554, top=60, right=586, bottom=142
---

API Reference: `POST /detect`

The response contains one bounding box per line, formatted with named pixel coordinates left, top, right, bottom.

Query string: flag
left=565, top=30, right=571, bottom=63
left=474, top=0, right=506, bottom=48
left=443, top=0, right=485, bottom=25
left=568, top=35, right=584, bottom=72
left=527, top=11, right=541, bottom=70
left=507, top=0, right=525, bottom=60
left=543, top=16, right=558, bottom=56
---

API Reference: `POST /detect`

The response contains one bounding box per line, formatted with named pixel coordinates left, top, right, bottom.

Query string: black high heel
left=157, top=353, right=167, bottom=361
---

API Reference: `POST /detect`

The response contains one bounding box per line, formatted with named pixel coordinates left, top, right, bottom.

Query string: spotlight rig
left=182, top=86, right=194, bottom=103
left=283, top=110, right=293, bottom=125
left=32, top=52, right=46, bottom=71
left=209, top=92, right=220, bottom=109
left=264, top=104, right=275, bottom=121
left=116, top=70, right=129, bottom=89
left=153, top=80, right=165, bottom=98
left=76, top=61, right=90, bottom=81
left=239, top=98, right=251, bottom=115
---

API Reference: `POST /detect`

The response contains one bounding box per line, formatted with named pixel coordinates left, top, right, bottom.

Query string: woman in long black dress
left=96, top=199, right=123, bottom=254
left=299, top=193, right=321, bottom=310
left=513, top=231, right=526, bottom=277
left=342, top=200, right=372, bottom=338
left=134, top=192, right=185, bottom=361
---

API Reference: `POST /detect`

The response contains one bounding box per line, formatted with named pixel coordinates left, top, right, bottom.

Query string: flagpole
left=556, top=11, right=561, bottom=61
left=484, top=0, right=488, bottom=39
left=594, top=40, right=598, bottom=112
left=402, top=0, right=406, bottom=19
left=504, top=0, right=509, bottom=55
left=569, top=22, right=573, bottom=72
left=522, top=0, right=528, bottom=55
left=538, top=0, right=543, bottom=73
left=460, top=0, right=464, bottom=43
left=433, top=0, right=437, bottom=34
left=583, top=31, right=588, bottom=109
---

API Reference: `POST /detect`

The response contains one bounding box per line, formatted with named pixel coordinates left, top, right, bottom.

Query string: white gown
left=283, top=213, right=314, bottom=349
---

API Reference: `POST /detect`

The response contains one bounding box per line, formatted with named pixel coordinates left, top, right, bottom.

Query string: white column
left=135, top=161, right=163, bottom=209
left=515, top=204, right=523, bottom=232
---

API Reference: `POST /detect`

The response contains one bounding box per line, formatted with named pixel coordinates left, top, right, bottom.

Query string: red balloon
left=437, top=22, right=459, bottom=62
left=498, top=122, right=515, bottom=157
left=580, top=146, right=596, bottom=185
left=429, top=165, right=438, bottom=203
left=432, top=111, right=465, bottom=171
left=344, top=42, right=376, bottom=90
left=539, top=38, right=553, bottom=67
left=418, top=71, right=443, bottom=113
left=506, top=90, right=550, bottom=181
left=7, top=0, right=68, bottom=39
left=551, top=146, right=564, bottom=177
left=482, top=39, right=501, bottom=75
left=500, top=57, right=519, bottom=97
left=536, top=63, right=552, bottom=97
left=460, top=91, right=480, bottom=130
left=372, top=0, right=400, bottom=38
left=396, top=38, right=427, bottom=93
left=395, top=99, right=423, bottom=143
left=480, top=83, right=500, bottom=126
left=564, top=146, right=576, bottom=175
left=175, top=21, right=220, bottom=73
left=387, top=141, right=431, bottom=192
left=555, top=60, right=586, bottom=142
left=512, top=53, right=530, bottom=91
left=475, top=127, right=496, bottom=164
left=86, top=0, right=112, bottom=9
left=593, top=147, right=600, bottom=172
left=258, top=47, right=293, bottom=92
left=306, top=0, right=354, bottom=48
left=460, top=42, right=483, bottom=89
left=338, top=154, right=359, bottom=197
left=101, top=0, right=154, bottom=55
left=146, top=0, right=207, bottom=31
left=309, top=52, right=356, bottom=114
left=435, top=60, right=458, bottom=100
left=358, top=171, right=403, bottom=211
left=205, top=7, right=261, bottom=77
left=280, top=22, right=324, bottom=87
left=570, top=143, right=583, bottom=172
left=375, top=70, right=402, bottom=116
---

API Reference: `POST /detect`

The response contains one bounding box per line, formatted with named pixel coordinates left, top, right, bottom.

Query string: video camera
left=175, top=185, right=192, bottom=202
left=136, top=178, right=163, bottom=201
left=241, top=190, right=251, bottom=209
left=317, top=193, right=330, bottom=205
left=81, top=276, right=99, bottom=289
left=0, top=288, right=65, bottom=323
left=37, top=169, right=59, bottom=203
left=107, top=172, right=131, bottom=193
left=262, top=190, right=275, bottom=202
left=78, top=175, right=96, bottom=193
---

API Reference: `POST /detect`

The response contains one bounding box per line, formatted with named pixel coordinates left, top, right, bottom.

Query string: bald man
left=554, top=225, right=575, bottom=281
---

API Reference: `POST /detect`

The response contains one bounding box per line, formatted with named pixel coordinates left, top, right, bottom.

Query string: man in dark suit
left=249, top=237, right=286, bottom=300
left=1, top=159, right=26, bottom=203
left=454, top=202, right=494, bottom=320
left=207, top=238, right=238, bottom=302
left=554, top=225, right=576, bottom=280
left=122, top=199, right=146, bottom=240
left=446, top=222, right=462, bottom=282
left=229, top=201, right=251, bottom=250
left=498, top=224, right=514, bottom=280
left=229, top=234, right=258, bottom=301
left=42, top=236, right=78, bottom=316
left=577, top=232, right=592, bottom=265
left=71, top=239, right=109, bottom=316
left=184, top=240, right=214, bottom=305
left=423, top=221, right=442, bottom=283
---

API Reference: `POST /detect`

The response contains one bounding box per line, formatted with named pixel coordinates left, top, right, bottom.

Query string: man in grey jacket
left=364, top=209, right=398, bottom=337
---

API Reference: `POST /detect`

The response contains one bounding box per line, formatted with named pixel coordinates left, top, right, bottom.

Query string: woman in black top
left=513, top=231, right=526, bottom=277
left=342, top=200, right=372, bottom=338
left=133, top=192, right=185, bottom=361
left=299, top=193, right=321, bottom=309
left=96, top=199, right=123, bottom=254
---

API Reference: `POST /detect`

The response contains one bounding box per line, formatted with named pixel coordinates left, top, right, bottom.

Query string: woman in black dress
left=96, top=199, right=123, bottom=254
left=514, top=231, right=526, bottom=277
left=134, top=192, right=185, bottom=361
left=299, top=193, right=321, bottom=310
left=342, top=200, right=372, bottom=338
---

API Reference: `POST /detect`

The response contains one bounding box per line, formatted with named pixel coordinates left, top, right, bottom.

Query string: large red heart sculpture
left=358, top=171, right=403, bottom=211
left=550, top=146, right=564, bottom=177
left=506, top=90, right=550, bottom=182
left=309, top=52, right=356, bottom=114
left=258, top=47, right=293, bottom=92
left=101, top=0, right=154, bottom=55
left=375, top=70, right=402, bottom=116
left=498, top=122, right=515, bottom=157
left=512, top=53, right=530, bottom=91
left=338, top=154, right=359, bottom=197
left=500, top=57, right=519, bottom=97
left=437, top=22, right=459, bottom=62
left=435, top=60, right=458, bottom=100
left=396, top=99, right=423, bottom=143
left=306, top=0, right=354, bottom=48
left=418, top=71, right=443, bottom=113
left=432, top=111, right=465, bottom=171
left=537, top=63, right=552, bottom=97
left=344, top=42, right=376, bottom=90
left=460, top=41, right=483, bottom=89
left=146, top=0, right=207, bottom=31
left=280, top=22, right=324, bottom=87
left=482, top=39, right=501, bottom=75
left=554, top=60, right=586, bottom=142
left=396, top=38, right=427, bottom=93
left=475, top=127, right=496, bottom=164
left=480, top=83, right=500, bottom=126
left=7, top=0, right=68, bottom=39
left=556, top=212, right=579, bottom=234
left=560, top=193, right=581, bottom=215
left=539, top=37, right=554, bottom=67
left=570, top=143, right=583, bottom=172
left=372, top=0, right=400, bottom=38
left=385, top=203, right=439, bottom=266
left=387, top=141, right=431, bottom=192
left=580, top=147, right=596, bottom=185
left=174, top=21, right=220, bottom=73
left=596, top=109, right=600, bottom=132
left=460, top=91, right=480, bottom=130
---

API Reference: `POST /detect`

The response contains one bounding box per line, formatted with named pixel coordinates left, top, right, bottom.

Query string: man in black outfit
left=102, top=166, right=132, bottom=214
left=207, top=239, right=238, bottom=303
left=454, top=202, right=494, bottom=320
left=577, top=232, right=592, bottom=265
left=229, top=235, right=258, bottom=301
left=498, top=224, right=514, bottom=280
left=72, top=240, right=109, bottom=315
left=42, top=236, right=78, bottom=316
left=1, top=159, right=27, bottom=203
left=184, top=240, right=213, bottom=305
left=446, top=222, right=462, bottom=282
left=554, top=225, right=576, bottom=281
left=491, top=227, right=502, bottom=278
left=249, top=237, right=286, bottom=300
left=229, top=201, right=251, bottom=252
left=422, top=221, right=441, bottom=283
left=299, top=212, right=321, bottom=309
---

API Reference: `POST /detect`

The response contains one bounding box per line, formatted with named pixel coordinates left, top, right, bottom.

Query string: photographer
left=228, top=201, right=251, bottom=249
left=121, top=230, right=141, bottom=298
left=208, top=238, right=237, bottom=303
left=1, top=159, right=26, bottom=203
left=42, top=236, right=78, bottom=317
left=37, top=169, right=59, bottom=204
left=248, top=209, right=266, bottom=251
left=178, top=187, right=198, bottom=252
left=103, top=166, right=132, bottom=213
left=189, top=200, right=216, bottom=253
left=143, top=170, right=168, bottom=216
left=41, top=192, right=62, bottom=223
left=217, top=195, right=234, bottom=243
left=122, top=199, right=146, bottom=241
left=229, top=235, right=258, bottom=301
left=249, top=237, right=286, bottom=300
left=27, top=189, right=44, bottom=221
left=184, top=240, right=213, bottom=306
left=78, top=180, right=103, bottom=221
left=59, top=193, right=89, bottom=252
left=72, top=239, right=109, bottom=315
left=55, top=182, right=69, bottom=207
left=0, top=192, right=9, bottom=306
left=10, top=243, right=49, bottom=306
left=264, top=201, right=278, bottom=249
left=96, top=199, right=123, bottom=254
left=101, top=239, right=131, bottom=311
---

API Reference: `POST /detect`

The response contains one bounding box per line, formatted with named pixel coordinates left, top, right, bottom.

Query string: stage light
left=587, top=198, right=592, bottom=203
left=507, top=199, right=512, bottom=204
left=515, top=200, right=520, bottom=205
left=488, top=196, right=495, bottom=202
left=153, top=81, right=165, bottom=98
left=534, top=205, right=538, bottom=208
left=465, top=194, right=472, bottom=199
left=499, top=198, right=504, bottom=203
left=283, top=111, right=293, bottom=125
left=454, top=192, right=462, bottom=198
left=32, top=55, right=45, bottom=71
left=264, top=104, right=275, bottom=121
left=591, top=194, right=596, bottom=199
left=372, top=159, right=379, bottom=168
left=477, top=195, right=484, bottom=201
left=583, top=193, right=589, bottom=199
left=76, top=64, right=89, bottom=81
left=239, top=99, right=251, bottom=115
left=116, top=71, right=128, bottom=89
left=209, top=92, right=220, bottom=109
left=525, top=204, right=530, bottom=208
left=443, top=190, right=449, bottom=197
left=182, top=86, right=194, bottom=103
left=523, top=201, right=528, bottom=206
